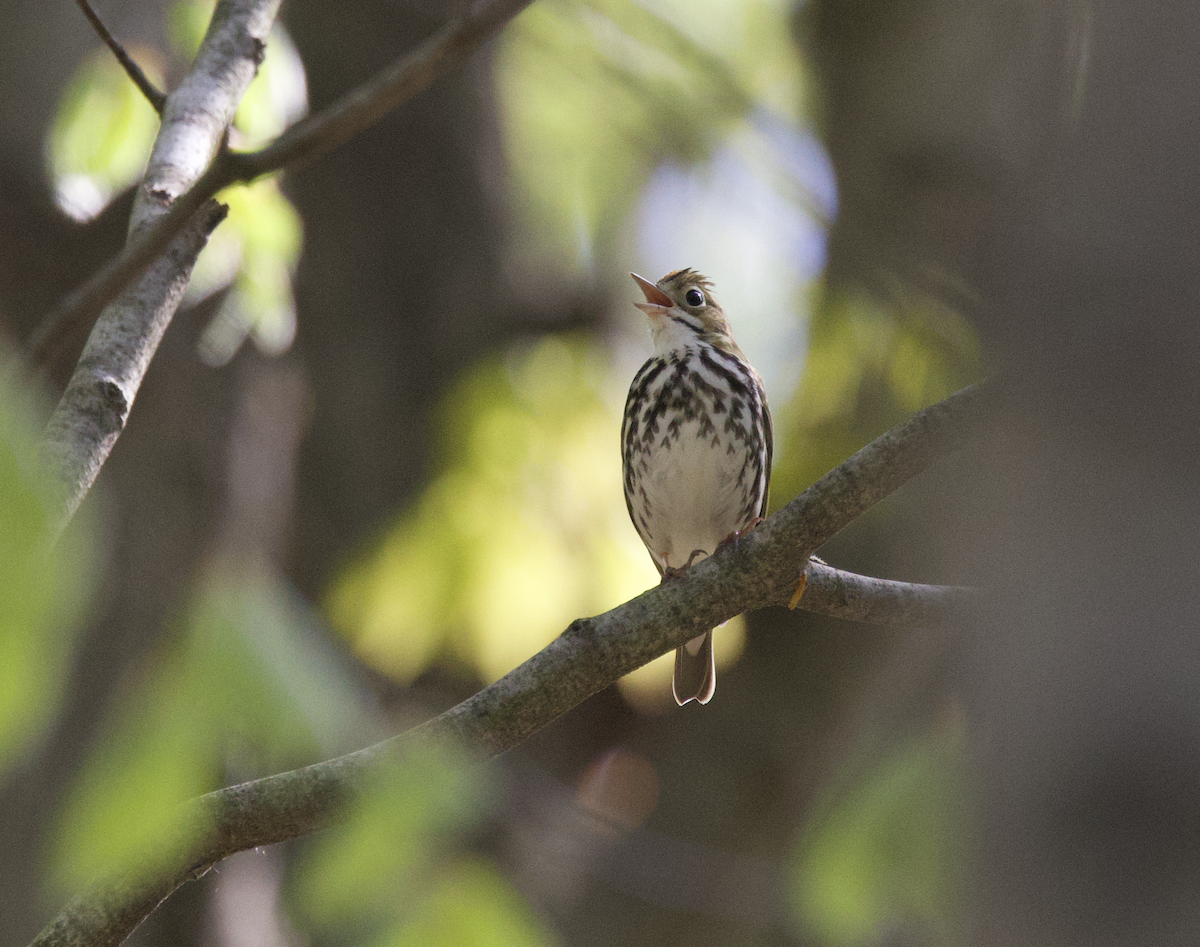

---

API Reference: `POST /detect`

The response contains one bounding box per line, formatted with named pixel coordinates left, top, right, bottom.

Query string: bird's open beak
left=631, top=272, right=674, bottom=315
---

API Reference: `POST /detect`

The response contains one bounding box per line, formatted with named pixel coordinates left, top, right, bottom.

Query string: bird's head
left=631, top=269, right=739, bottom=354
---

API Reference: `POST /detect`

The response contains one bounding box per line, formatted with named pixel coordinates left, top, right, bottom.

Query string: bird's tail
left=673, top=630, right=716, bottom=705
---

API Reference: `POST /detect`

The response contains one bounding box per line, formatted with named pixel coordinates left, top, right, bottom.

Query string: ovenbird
left=622, top=269, right=772, bottom=705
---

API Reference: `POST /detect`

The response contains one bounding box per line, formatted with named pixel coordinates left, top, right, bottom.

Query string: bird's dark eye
left=685, top=288, right=705, bottom=307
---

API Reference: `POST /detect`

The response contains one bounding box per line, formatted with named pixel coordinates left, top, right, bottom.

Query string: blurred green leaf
left=48, top=661, right=217, bottom=894
left=168, top=0, right=307, bottom=146
left=175, top=0, right=308, bottom=366
left=171, top=0, right=309, bottom=364
left=229, top=15, right=307, bottom=149
left=0, top=381, right=94, bottom=774
left=46, top=0, right=306, bottom=356
left=294, top=743, right=492, bottom=934
left=496, top=0, right=804, bottom=275
left=50, top=557, right=374, bottom=893
left=184, top=560, right=378, bottom=767
left=789, top=720, right=967, bottom=946
left=384, top=857, right=556, bottom=947
left=771, top=288, right=982, bottom=504
left=195, top=177, right=304, bottom=365
left=328, top=336, right=658, bottom=688
left=47, top=49, right=162, bottom=220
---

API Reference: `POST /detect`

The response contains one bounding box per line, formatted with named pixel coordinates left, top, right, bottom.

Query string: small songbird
left=622, top=269, right=772, bottom=705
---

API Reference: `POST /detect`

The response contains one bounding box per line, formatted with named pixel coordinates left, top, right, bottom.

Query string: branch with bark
left=30, top=382, right=988, bottom=947
left=39, top=0, right=285, bottom=534
left=33, top=0, right=538, bottom=540
left=28, top=0, right=537, bottom=368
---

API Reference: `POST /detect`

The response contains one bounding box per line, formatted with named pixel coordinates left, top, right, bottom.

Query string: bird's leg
left=660, top=548, right=709, bottom=582
left=715, top=516, right=765, bottom=554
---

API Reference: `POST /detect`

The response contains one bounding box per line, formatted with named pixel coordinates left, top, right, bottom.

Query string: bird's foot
left=715, top=517, right=765, bottom=554
left=660, top=548, right=708, bottom=582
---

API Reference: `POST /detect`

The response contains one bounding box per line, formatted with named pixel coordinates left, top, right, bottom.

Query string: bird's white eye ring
left=685, top=288, right=705, bottom=307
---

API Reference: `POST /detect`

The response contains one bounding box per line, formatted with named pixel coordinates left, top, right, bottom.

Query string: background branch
left=74, top=0, right=167, bottom=114
left=37, top=0, right=284, bottom=534
left=31, top=382, right=988, bottom=947
left=27, top=0, right=536, bottom=368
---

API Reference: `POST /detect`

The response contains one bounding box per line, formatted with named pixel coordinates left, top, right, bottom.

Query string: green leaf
left=770, top=288, right=982, bottom=505
left=49, top=558, right=374, bottom=893
left=183, top=560, right=380, bottom=768
left=0, top=382, right=94, bottom=774
left=384, top=857, right=556, bottom=947
left=48, top=661, right=217, bottom=894
left=294, top=744, right=492, bottom=932
left=194, top=178, right=304, bottom=366
left=170, top=0, right=307, bottom=148
left=167, top=0, right=308, bottom=365
left=326, top=336, right=659, bottom=687
left=788, top=721, right=967, bottom=946
left=47, top=49, right=161, bottom=220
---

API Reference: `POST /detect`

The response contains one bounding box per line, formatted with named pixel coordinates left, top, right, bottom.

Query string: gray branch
left=797, top=559, right=977, bottom=624
left=27, top=0, right=537, bottom=366
left=30, top=382, right=991, bottom=947
left=38, top=0, right=283, bottom=534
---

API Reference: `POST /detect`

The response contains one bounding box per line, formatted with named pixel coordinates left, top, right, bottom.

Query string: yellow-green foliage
left=47, top=0, right=307, bottom=364
left=47, top=48, right=162, bottom=220
left=49, top=560, right=375, bottom=894
left=771, top=288, right=982, bottom=506
left=790, top=720, right=967, bottom=946
left=496, top=0, right=808, bottom=274
left=0, top=382, right=94, bottom=774
left=328, top=336, right=659, bottom=687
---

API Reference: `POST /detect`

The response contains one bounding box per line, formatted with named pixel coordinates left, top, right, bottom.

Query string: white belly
left=637, top=418, right=748, bottom=571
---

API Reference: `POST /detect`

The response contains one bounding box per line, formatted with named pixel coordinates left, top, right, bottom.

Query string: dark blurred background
left=2, top=0, right=1198, bottom=945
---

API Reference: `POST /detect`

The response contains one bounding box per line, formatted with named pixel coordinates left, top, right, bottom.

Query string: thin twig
left=27, top=0, right=536, bottom=367
left=30, top=383, right=991, bottom=947
left=74, top=0, right=167, bottom=114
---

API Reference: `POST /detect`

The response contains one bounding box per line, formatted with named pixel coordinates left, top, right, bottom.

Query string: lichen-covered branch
left=38, top=0, right=283, bottom=533
left=39, top=203, right=228, bottom=530
left=30, top=383, right=989, bottom=947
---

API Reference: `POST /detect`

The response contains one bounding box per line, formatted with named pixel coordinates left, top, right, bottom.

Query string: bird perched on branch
left=622, top=269, right=772, bottom=705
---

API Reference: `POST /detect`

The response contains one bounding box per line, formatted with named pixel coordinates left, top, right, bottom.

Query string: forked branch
left=28, top=0, right=536, bottom=367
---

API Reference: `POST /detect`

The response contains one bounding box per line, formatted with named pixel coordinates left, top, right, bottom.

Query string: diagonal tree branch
left=75, top=0, right=167, bottom=114
left=30, top=382, right=990, bottom=947
left=27, top=0, right=537, bottom=368
left=38, top=0, right=284, bottom=536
